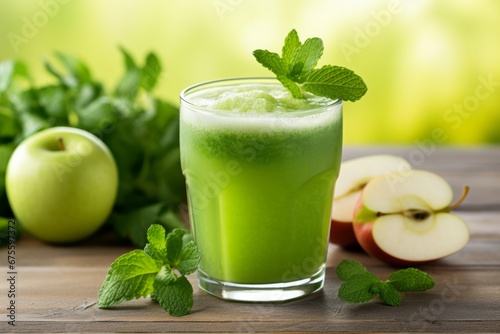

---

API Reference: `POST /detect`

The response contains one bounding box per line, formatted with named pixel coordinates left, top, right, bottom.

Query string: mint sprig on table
left=336, top=260, right=435, bottom=306
left=253, top=29, right=367, bottom=101
left=97, top=225, right=201, bottom=316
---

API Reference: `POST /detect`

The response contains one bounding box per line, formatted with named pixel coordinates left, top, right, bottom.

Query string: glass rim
left=179, top=77, right=342, bottom=118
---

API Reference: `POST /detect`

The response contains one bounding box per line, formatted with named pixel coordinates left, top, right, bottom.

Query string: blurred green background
left=1, top=0, right=499, bottom=144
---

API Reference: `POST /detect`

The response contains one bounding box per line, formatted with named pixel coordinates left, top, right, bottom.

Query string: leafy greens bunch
left=0, top=48, right=186, bottom=246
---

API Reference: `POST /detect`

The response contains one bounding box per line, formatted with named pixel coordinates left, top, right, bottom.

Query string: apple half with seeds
left=330, top=155, right=411, bottom=247
left=352, top=169, right=469, bottom=266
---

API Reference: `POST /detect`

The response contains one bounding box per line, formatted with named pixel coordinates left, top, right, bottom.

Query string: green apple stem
left=446, top=186, right=470, bottom=211
left=58, top=137, right=65, bottom=151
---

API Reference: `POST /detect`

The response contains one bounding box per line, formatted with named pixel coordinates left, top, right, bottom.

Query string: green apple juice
left=180, top=78, right=342, bottom=301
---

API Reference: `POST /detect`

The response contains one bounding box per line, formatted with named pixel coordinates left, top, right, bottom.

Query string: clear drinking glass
left=179, top=78, right=343, bottom=302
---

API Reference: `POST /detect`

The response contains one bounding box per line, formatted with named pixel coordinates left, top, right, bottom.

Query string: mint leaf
left=119, top=46, right=138, bottom=70
left=44, top=58, right=70, bottom=86
left=336, top=259, right=369, bottom=281
left=302, top=65, right=368, bottom=102
left=157, top=265, right=178, bottom=284
left=54, top=52, right=92, bottom=85
left=115, top=68, right=142, bottom=98
left=289, top=37, right=323, bottom=82
left=0, top=60, right=15, bottom=92
left=18, top=111, right=50, bottom=138
left=76, top=96, right=120, bottom=131
left=37, top=86, right=66, bottom=120
left=177, top=241, right=202, bottom=276
left=146, top=224, right=167, bottom=248
left=114, top=46, right=142, bottom=97
left=374, top=282, right=402, bottom=306
left=43, top=52, right=92, bottom=87
left=166, top=228, right=185, bottom=265
left=253, top=29, right=367, bottom=102
left=144, top=224, right=167, bottom=263
left=0, top=111, right=18, bottom=140
left=252, top=49, right=287, bottom=76
left=338, top=272, right=379, bottom=303
left=387, top=268, right=436, bottom=292
left=154, top=267, right=193, bottom=317
left=141, top=52, right=161, bottom=92
left=97, top=250, right=161, bottom=308
left=281, top=29, right=301, bottom=65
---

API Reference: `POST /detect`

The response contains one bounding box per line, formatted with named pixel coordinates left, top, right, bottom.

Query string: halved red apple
left=330, top=155, right=411, bottom=247
left=352, top=169, right=470, bottom=266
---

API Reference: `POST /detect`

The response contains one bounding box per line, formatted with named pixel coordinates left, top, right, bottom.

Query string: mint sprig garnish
left=97, top=225, right=201, bottom=317
left=336, top=260, right=435, bottom=306
left=253, top=29, right=367, bottom=101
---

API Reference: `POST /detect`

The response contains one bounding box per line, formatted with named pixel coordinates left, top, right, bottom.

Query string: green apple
left=5, top=127, right=118, bottom=243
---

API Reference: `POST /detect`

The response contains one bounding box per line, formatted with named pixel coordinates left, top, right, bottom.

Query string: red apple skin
left=352, top=195, right=433, bottom=267
left=329, top=219, right=359, bottom=247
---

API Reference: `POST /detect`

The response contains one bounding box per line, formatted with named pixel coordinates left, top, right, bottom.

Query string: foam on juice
left=181, top=83, right=341, bottom=131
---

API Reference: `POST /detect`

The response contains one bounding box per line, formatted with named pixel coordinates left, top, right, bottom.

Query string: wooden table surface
left=2, top=147, right=500, bottom=333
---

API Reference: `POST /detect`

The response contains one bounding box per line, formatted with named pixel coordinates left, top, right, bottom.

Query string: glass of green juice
left=179, top=77, right=342, bottom=302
